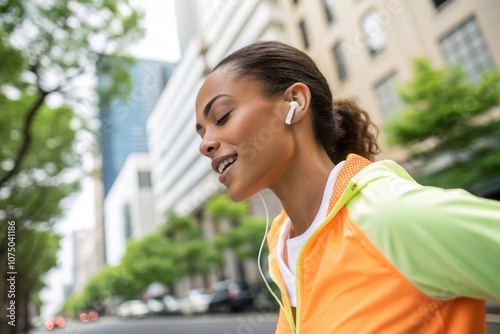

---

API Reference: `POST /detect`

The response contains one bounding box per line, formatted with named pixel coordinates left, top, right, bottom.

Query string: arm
left=348, top=173, right=500, bottom=301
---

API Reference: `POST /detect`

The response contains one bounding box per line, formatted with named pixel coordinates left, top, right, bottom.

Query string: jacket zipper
left=294, top=181, right=359, bottom=334
left=268, top=256, right=297, bottom=333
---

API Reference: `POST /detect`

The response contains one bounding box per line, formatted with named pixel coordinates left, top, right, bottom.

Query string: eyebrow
left=204, top=93, right=231, bottom=117
left=196, top=93, right=231, bottom=132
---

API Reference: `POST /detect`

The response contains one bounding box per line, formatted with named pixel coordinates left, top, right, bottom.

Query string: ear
left=283, top=83, right=311, bottom=125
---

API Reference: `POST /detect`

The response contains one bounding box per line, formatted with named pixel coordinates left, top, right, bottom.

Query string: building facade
left=99, top=58, right=176, bottom=197
left=277, top=0, right=499, bottom=159
left=73, top=230, right=99, bottom=293
left=104, top=153, right=156, bottom=266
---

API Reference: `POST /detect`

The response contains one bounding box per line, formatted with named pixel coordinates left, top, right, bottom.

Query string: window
left=375, top=74, right=403, bottom=118
left=299, top=20, right=309, bottom=49
left=432, top=0, right=451, bottom=9
left=123, top=203, right=132, bottom=239
left=361, top=11, right=386, bottom=56
left=322, top=0, right=335, bottom=23
left=332, top=42, right=348, bottom=80
left=138, top=171, right=152, bottom=188
left=440, top=17, right=494, bottom=83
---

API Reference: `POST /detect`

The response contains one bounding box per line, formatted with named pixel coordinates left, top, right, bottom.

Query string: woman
left=194, top=41, right=500, bottom=333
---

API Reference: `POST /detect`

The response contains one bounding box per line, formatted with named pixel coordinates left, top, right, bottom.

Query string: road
left=30, top=313, right=279, bottom=334
left=29, top=313, right=500, bottom=334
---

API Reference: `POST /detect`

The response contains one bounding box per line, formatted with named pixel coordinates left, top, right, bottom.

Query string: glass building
left=98, top=57, right=176, bottom=197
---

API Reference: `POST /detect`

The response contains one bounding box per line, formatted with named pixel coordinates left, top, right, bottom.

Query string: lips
left=211, top=154, right=238, bottom=175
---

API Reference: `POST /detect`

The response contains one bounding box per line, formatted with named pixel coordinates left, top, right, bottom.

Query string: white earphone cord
left=256, top=192, right=270, bottom=284
left=256, top=192, right=286, bottom=312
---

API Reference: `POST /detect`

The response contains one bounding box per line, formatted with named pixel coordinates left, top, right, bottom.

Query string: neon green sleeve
left=347, top=164, right=500, bottom=301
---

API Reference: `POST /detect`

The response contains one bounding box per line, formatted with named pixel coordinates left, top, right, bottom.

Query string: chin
left=226, top=186, right=254, bottom=203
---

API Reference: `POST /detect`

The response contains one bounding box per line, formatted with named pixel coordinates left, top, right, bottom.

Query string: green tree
left=385, top=58, right=500, bottom=194
left=0, top=0, right=143, bottom=187
left=214, top=216, right=268, bottom=260
left=0, top=1, right=144, bottom=332
left=61, top=265, right=129, bottom=318
left=162, top=212, right=224, bottom=289
left=0, top=228, right=61, bottom=333
left=0, top=99, right=76, bottom=333
left=207, top=194, right=248, bottom=221
left=79, top=264, right=139, bottom=315
left=61, top=292, right=88, bottom=318
left=207, top=195, right=253, bottom=282
left=120, top=234, right=182, bottom=291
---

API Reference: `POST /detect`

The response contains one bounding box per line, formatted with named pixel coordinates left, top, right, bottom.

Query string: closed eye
left=215, top=110, right=232, bottom=126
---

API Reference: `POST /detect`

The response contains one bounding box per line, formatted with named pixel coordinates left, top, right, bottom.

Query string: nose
left=199, top=137, right=220, bottom=156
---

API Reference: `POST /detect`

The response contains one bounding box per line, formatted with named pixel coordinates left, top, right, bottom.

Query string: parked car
left=146, top=298, right=166, bottom=316
left=208, top=280, right=254, bottom=313
left=487, top=300, right=500, bottom=314
left=162, top=295, right=180, bottom=315
left=178, top=289, right=211, bottom=315
left=117, top=300, right=150, bottom=319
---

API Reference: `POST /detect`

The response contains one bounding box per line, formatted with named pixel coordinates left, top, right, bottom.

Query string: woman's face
left=195, top=66, right=294, bottom=201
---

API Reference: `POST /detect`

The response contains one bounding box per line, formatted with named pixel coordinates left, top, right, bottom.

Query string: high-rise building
left=98, top=57, right=176, bottom=197
left=174, top=0, right=200, bottom=55
left=104, top=153, right=156, bottom=266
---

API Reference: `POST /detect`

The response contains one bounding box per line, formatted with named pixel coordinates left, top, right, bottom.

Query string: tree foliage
left=0, top=1, right=144, bottom=332
left=121, top=234, right=181, bottom=288
left=385, top=58, right=500, bottom=191
left=162, top=212, right=224, bottom=277
left=215, top=216, right=268, bottom=260
left=0, top=95, right=80, bottom=224
left=207, top=194, right=248, bottom=220
left=0, top=0, right=144, bottom=187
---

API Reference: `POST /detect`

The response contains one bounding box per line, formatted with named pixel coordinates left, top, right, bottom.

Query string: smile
left=217, top=155, right=238, bottom=174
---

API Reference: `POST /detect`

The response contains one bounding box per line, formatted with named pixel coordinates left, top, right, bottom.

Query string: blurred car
left=44, top=316, right=65, bottom=331
left=146, top=298, right=165, bottom=316
left=117, top=300, right=150, bottom=319
left=487, top=300, right=500, bottom=315
left=208, top=280, right=254, bottom=313
left=178, top=289, right=211, bottom=315
left=162, top=295, right=180, bottom=315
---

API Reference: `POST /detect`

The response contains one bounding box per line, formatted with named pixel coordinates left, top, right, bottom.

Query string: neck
left=270, top=147, right=334, bottom=237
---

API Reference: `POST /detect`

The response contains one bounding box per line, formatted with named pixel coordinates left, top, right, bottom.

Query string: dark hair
left=212, top=41, right=380, bottom=163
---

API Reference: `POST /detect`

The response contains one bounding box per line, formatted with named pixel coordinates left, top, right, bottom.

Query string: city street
left=28, top=313, right=500, bottom=334
left=29, top=313, right=279, bottom=334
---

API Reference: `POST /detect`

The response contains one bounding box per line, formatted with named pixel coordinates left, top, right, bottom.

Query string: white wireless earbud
left=285, top=101, right=300, bottom=125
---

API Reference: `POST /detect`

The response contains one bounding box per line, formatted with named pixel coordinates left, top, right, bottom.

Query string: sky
left=128, top=0, right=181, bottom=63
left=40, top=0, right=181, bottom=317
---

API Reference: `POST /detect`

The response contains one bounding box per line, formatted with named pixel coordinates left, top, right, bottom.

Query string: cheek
left=235, top=117, right=281, bottom=163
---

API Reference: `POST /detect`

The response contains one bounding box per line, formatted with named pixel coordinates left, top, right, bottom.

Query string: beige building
left=277, top=0, right=499, bottom=159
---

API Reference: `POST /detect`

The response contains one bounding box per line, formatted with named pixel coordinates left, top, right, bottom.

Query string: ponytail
left=329, top=98, right=380, bottom=163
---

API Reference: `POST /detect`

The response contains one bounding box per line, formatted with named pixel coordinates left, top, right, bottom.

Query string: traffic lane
left=30, top=313, right=279, bottom=334
left=488, top=313, right=500, bottom=334
left=30, top=313, right=500, bottom=334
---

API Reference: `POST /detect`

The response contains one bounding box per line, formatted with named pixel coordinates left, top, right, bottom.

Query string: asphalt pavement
left=29, top=312, right=500, bottom=334
left=29, top=313, right=279, bottom=334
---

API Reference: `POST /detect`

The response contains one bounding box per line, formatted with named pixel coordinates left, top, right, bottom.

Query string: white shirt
left=276, top=161, right=345, bottom=307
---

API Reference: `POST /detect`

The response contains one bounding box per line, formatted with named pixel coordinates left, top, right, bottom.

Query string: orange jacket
left=266, top=154, right=485, bottom=333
